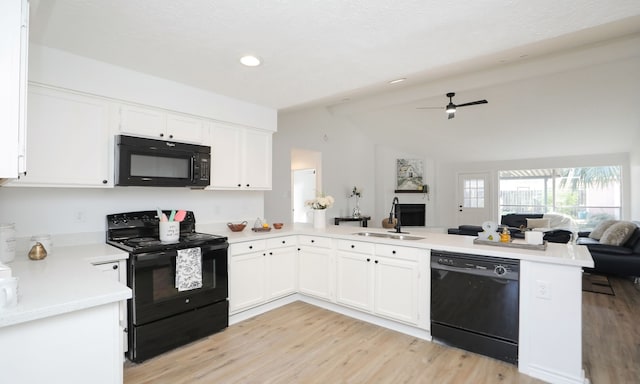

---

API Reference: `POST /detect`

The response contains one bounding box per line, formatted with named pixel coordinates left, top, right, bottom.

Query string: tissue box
left=525, top=231, right=544, bottom=245
left=0, top=262, right=11, bottom=278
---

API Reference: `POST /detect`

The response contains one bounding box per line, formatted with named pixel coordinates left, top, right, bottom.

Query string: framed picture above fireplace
left=395, top=158, right=425, bottom=192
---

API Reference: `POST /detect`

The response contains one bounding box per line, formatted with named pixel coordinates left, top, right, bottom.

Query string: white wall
left=265, top=107, right=377, bottom=225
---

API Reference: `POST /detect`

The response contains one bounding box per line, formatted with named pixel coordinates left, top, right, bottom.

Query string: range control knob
left=494, top=265, right=507, bottom=276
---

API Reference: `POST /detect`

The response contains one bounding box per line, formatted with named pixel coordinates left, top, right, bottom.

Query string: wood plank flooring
left=125, top=276, right=639, bottom=384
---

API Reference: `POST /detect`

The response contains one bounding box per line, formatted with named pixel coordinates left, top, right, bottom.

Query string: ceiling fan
left=418, top=92, right=488, bottom=119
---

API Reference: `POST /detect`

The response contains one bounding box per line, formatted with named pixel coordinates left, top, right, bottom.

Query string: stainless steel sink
left=352, top=232, right=424, bottom=241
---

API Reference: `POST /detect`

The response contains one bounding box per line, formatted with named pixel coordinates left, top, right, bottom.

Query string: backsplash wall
left=0, top=187, right=264, bottom=238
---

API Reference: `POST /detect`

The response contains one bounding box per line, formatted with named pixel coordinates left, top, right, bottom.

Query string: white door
left=457, top=172, right=493, bottom=226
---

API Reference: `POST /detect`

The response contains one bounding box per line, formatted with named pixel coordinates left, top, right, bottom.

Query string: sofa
left=577, top=220, right=640, bottom=276
left=448, top=213, right=573, bottom=243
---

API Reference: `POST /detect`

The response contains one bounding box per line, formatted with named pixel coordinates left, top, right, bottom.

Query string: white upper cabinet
left=208, top=122, right=272, bottom=190
left=118, top=105, right=204, bottom=144
left=0, top=0, right=29, bottom=183
left=9, top=85, right=113, bottom=187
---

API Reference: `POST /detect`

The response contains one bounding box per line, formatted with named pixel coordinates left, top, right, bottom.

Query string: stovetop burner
left=106, top=210, right=227, bottom=253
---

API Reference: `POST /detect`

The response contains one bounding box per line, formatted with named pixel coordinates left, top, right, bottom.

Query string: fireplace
left=397, top=204, right=425, bottom=226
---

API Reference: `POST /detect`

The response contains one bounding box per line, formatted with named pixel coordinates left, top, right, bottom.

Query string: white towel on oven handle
left=176, top=247, right=203, bottom=292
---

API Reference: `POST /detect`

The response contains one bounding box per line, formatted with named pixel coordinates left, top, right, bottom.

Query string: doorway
left=293, top=169, right=316, bottom=223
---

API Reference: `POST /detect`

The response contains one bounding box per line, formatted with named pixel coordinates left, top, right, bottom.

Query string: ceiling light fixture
left=389, top=78, right=406, bottom=84
left=446, top=102, right=456, bottom=113
left=240, top=55, right=261, bottom=67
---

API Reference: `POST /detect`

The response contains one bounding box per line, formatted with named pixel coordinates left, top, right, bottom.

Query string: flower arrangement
left=305, top=194, right=335, bottom=210
left=350, top=186, right=362, bottom=198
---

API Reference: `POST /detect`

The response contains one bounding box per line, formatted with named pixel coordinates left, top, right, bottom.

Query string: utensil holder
left=159, top=222, right=180, bottom=243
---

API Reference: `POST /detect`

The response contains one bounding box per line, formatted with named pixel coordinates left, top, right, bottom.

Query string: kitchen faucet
left=388, top=197, right=404, bottom=233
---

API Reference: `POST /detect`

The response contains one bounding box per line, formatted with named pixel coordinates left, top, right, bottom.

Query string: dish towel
left=176, top=247, right=203, bottom=292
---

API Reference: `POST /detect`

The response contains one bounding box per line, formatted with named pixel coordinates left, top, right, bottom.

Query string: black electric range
left=106, top=210, right=229, bottom=363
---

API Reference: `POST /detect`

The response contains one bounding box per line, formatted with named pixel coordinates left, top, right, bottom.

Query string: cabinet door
left=93, top=261, right=128, bottom=353
left=166, top=113, right=203, bottom=143
left=242, top=128, right=272, bottom=189
left=266, top=246, right=297, bottom=299
left=11, top=86, right=112, bottom=187
left=119, top=105, right=166, bottom=139
left=298, top=246, right=332, bottom=300
left=229, top=251, right=266, bottom=313
left=0, top=0, right=28, bottom=181
left=209, top=123, right=242, bottom=188
left=374, top=256, right=419, bottom=324
left=336, top=251, right=372, bottom=311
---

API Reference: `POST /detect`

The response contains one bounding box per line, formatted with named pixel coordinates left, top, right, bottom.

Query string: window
left=463, top=178, right=485, bottom=208
left=498, top=166, right=621, bottom=230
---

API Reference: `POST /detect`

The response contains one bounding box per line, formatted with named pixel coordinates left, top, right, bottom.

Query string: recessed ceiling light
left=240, top=55, right=261, bottom=67
left=389, top=78, right=406, bottom=84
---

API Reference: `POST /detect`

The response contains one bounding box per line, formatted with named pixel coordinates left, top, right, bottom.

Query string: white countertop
left=201, top=223, right=594, bottom=268
left=0, top=243, right=131, bottom=328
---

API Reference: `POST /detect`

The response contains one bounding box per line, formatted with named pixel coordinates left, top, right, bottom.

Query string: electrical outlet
left=536, top=280, right=551, bottom=300
left=74, top=211, right=86, bottom=223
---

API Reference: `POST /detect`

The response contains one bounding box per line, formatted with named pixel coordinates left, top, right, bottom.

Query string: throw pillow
left=527, top=218, right=550, bottom=229
left=599, top=221, right=638, bottom=246
left=589, top=219, right=618, bottom=240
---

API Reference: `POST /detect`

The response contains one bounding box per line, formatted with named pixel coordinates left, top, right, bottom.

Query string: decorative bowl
left=273, top=223, right=284, bottom=229
left=227, top=221, right=248, bottom=232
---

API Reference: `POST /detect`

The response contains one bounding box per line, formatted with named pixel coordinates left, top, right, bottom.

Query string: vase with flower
left=350, top=186, right=362, bottom=218
left=305, top=194, right=335, bottom=229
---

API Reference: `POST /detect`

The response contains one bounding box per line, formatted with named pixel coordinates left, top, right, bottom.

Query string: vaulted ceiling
left=29, top=0, right=640, bottom=112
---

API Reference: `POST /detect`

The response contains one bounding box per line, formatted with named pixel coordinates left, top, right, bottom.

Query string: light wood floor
left=125, top=276, right=639, bottom=384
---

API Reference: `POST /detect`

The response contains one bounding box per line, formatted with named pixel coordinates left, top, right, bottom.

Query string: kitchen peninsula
left=1, top=226, right=591, bottom=384
left=216, top=224, right=593, bottom=384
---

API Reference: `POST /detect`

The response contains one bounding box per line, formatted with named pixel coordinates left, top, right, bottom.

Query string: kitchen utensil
left=227, top=221, right=247, bottom=232
left=168, top=210, right=176, bottom=222
left=174, top=210, right=187, bottom=222
left=161, top=213, right=169, bottom=222
left=156, top=207, right=163, bottom=220
left=28, top=242, right=48, bottom=260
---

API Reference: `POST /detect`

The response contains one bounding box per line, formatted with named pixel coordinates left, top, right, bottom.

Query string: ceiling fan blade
left=447, top=111, right=455, bottom=119
left=456, top=100, right=488, bottom=108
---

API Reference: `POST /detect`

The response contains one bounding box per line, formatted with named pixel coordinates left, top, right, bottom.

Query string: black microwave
left=115, top=135, right=210, bottom=188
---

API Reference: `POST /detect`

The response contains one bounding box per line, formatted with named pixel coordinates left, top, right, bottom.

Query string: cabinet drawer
left=375, top=244, right=421, bottom=261
left=266, top=236, right=297, bottom=249
left=337, top=240, right=374, bottom=254
left=230, top=240, right=266, bottom=255
left=298, top=235, right=332, bottom=248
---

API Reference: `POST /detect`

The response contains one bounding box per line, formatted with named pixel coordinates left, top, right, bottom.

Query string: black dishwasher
left=430, top=250, right=519, bottom=364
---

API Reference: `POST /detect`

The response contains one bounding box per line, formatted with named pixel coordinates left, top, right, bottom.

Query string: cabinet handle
left=269, top=252, right=273, bottom=255
left=112, top=264, right=118, bottom=270
left=246, top=184, right=250, bottom=187
left=169, top=134, right=173, bottom=139
left=375, top=260, right=379, bottom=264
left=311, top=239, right=315, bottom=243
left=249, top=245, right=253, bottom=249
left=351, top=244, right=355, bottom=249
left=102, top=180, right=108, bottom=184
left=297, top=248, right=301, bottom=251
left=366, top=258, right=371, bottom=262
left=237, top=184, right=242, bottom=187
left=392, top=250, right=396, bottom=254
left=160, top=133, right=164, bottom=137
left=282, top=240, right=286, bottom=244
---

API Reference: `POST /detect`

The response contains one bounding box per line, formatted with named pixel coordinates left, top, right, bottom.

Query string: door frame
left=456, top=171, right=495, bottom=226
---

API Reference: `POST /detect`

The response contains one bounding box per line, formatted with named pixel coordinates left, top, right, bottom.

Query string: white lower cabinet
left=297, top=235, right=334, bottom=301
left=93, top=260, right=128, bottom=354
left=337, top=240, right=420, bottom=325
left=229, top=236, right=297, bottom=314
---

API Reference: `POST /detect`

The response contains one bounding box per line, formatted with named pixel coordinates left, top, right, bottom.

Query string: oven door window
left=131, top=154, right=190, bottom=179
left=132, top=247, right=228, bottom=325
